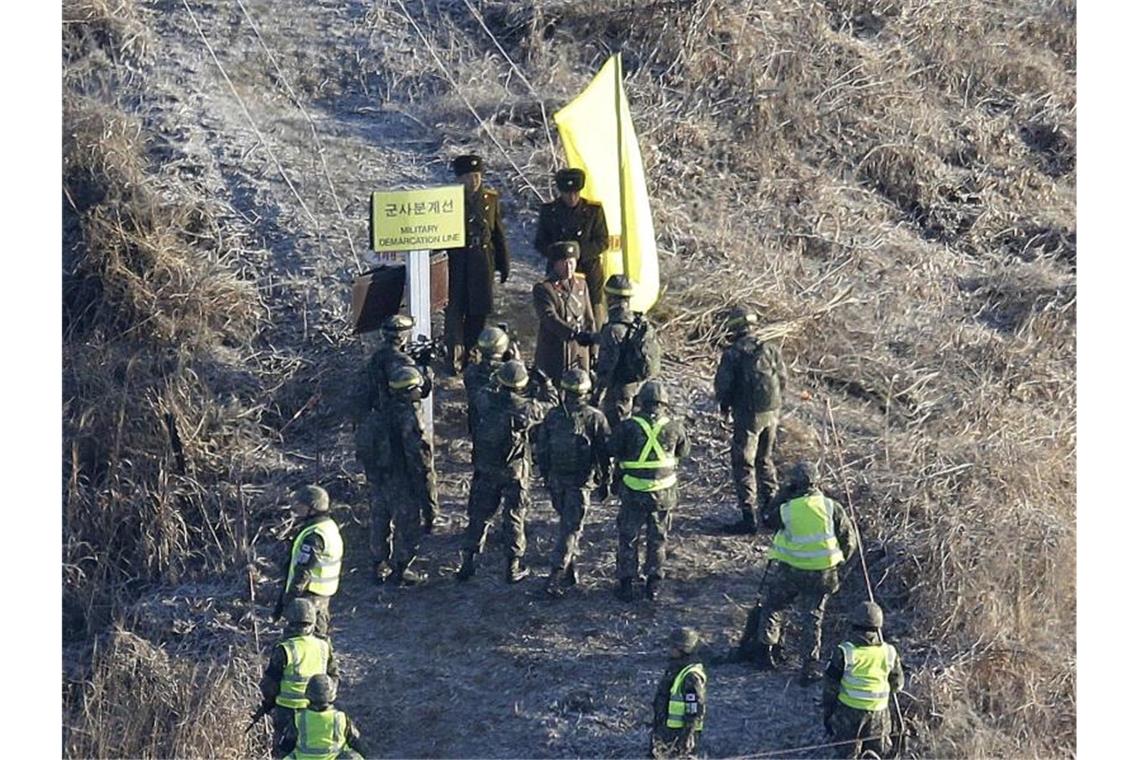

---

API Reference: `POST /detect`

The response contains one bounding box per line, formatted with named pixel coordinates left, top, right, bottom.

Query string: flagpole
left=614, top=53, right=630, bottom=278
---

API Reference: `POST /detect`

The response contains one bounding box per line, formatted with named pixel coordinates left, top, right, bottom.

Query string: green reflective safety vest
left=768, top=492, right=844, bottom=570
left=287, top=518, right=344, bottom=596
left=287, top=708, right=348, bottom=760
left=665, top=663, right=706, bottom=730
left=619, top=415, right=678, bottom=492
left=837, top=641, right=897, bottom=712
left=276, top=635, right=330, bottom=709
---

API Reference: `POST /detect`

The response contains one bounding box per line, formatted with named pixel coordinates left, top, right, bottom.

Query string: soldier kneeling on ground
left=279, top=674, right=368, bottom=760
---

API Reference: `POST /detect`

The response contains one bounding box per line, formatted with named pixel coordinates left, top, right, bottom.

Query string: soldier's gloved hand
left=500, top=270, right=509, bottom=284
left=503, top=344, right=519, bottom=362
left=573, top=330, right=596, bottom=347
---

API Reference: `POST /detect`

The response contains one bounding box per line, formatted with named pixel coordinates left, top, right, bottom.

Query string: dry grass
left=380, top=0, right=1075, bottom=754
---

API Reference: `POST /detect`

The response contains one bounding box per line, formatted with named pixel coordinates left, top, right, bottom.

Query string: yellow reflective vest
left=276, top=635, right=330, bottom=710
left=665, top=663, right=706, bottom=731
left=287, top=517, right=344, bottom=597
left=768, top=492, right=844, bottom=570
left=619, top=415, right=678, bottom=492
left=287, top=708, right=348, bottom=760
left=837, top=641, right=897, bottom=712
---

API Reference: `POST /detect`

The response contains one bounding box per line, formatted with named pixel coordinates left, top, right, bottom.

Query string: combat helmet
left=636, top=380, right=668, bottom=409
left=852, top=601, right=885, bottom=630
left=670, top=626, right=701, bottom=655
left=294, top=485, right=330, bottom=514
left=477, top=326, right=510, bottom=358
left=561, top=368, right=592, bottom=396
left=604, top=274, right=635, bottom=299
left=381, top=314, right=415, bottom=345
left=790, top=460, right=821, bottom=489
left=495, top=360, right=530, bottom=390
left=305, top=674, right=337, bottom=707
left=285, top=598, right=317, bottom=627
left=725, top=305, right=759, bottom=332
left=389, top=365, right=424, bottom=396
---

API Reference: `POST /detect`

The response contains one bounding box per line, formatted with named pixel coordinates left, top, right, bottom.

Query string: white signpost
left=370, top=185, right=466, bottom=440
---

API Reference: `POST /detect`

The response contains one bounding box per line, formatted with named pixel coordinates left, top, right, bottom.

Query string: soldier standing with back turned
left=714, top=305, right=787, bottom=535
left=534, top=167, right=610, bottom=327
left=534, top=368, right=611, bottom=597
left=445, top=154, right=510, bottom=375
left=610, top=381, right=690, bottom=602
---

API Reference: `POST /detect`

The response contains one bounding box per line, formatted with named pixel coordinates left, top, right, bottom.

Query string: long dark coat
left=447, top=186, right=510, bottom=316
left=532, top=273, right=596, bottom=384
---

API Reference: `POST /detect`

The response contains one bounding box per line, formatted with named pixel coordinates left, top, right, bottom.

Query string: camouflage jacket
left=378, top=396, right=433, bottom=502
left=351, top=342, right=420, bottom=425
left=610, top=410, right=691, bottom=492
left=463, top=357, right=501, bottom=434
left=534, top=398, right=612, bottom=488
left=714, top=331, right=787, bottom=419
left=470, top=385, right=556, bottom=480
left=762, top=486, right=859, bottom=562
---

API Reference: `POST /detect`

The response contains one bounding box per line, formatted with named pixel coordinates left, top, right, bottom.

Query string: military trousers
left=601, top=381, right=641, bottom=430
left=271, top=705, right=296, bottom=758
left=828, top=703, right=891, bottom=759
left=444, top=305, right=486, bottom=373
left=548, top=481, right=591, bottom=572
left=464, top=472, right=529, bottom=561
left=731, top=412, right=779, bottom=517
left=368, top=477, right=393, bottom=566
left=649, top=725, right=700, bottom=759
left=380, top=482, right=424, bottom=567
left=616, top=487, right=676, bottom=581
left=760, top=561, right=840, bottom=665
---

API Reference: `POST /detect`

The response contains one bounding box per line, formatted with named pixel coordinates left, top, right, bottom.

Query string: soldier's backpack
left=619, top=315, right=662, bottom=382
left=741, top=337, right=782, bottom=411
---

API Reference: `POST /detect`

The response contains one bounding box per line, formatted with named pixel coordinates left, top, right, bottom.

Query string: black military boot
left=544, top=568, right=566, bottom=598
left=507, top=558, right=531, bottom=583
left=645, top=575, right=661, bottom=601
left=722, top=507, right=758, bottom=535
left=616, top=577, right=638, bottom=602
left=457, top=550, right=477, bottom=582
left=756, top=644, right=779, bottom=671
left=392, top=560, right=427, bottom=586
left=799, top=658, right=824, bottom=686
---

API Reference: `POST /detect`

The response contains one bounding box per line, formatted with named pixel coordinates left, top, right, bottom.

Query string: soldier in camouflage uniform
left=534, top=167, right=610, bottom=327
left=351, top=314, right=431, bottom=428
left=579, top=274, right=661, bottom=429
left=714, top=305, right=787, bottom=535
left=611, top=381, right=691, bottom=602
left=463, top=325, right=510, bottom=437
left=273, top=486, right=342, bottom=639
left=823, top=602, right=905, bottom=759
left=650, top=627, right=707, bottom=759
left=736, top=461, right=858, bottom=684
left=368, top=366, right=438, bottom=586
left=458, top=360, right=556, bottom=584
left=534, top=368, right=612, bottom=597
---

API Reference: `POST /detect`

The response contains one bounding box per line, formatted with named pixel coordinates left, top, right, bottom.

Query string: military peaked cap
left=547, top=240, right=581, bottom=260
left=555, top=167, right=586, bottom=192
left=452, top=154, right=484, bottom=175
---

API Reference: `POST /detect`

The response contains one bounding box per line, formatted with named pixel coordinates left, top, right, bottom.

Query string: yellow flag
left=553, top=54, right=659, bottom=313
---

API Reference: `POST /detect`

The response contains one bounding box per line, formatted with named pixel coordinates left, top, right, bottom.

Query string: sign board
left=370, top=185, right=466, bottom=253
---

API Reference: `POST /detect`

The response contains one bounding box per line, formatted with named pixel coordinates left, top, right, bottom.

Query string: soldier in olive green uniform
left=534, top=167, right=610, bottom=326
left=279, top=675, right=367, bottom=760
left=822, top=602, right=905, bottom=759
left=581, top=274, right=661, bottom=429
left=369, top=366, right=438, bottom=586
left=650, top=627, right=707, bottom=759
left=273, top=486, right=343, bottom=640
left=611, top=381, right=691, bottom=602
left=463, top=325, right=511, bottom=437
left=445, top=154, right=510, bottom=374
left=258, top=599, right=340, bottom=755
left=533, top=241, right=596, bottom=385
left=458, top=361, right=556, bottom=584
left=714, top=305, right=787, bottom=534
left=534, top=368, right=612, bottom=597
left=737, top=461, right=858, bottom=683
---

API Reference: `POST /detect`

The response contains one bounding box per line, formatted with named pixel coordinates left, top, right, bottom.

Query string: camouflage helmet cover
left=636, top=380, right=668, bottom=408
left=477, top=326, right=510, bottom=356
left=305, top=674, right=337, bottom=705
left=495, top=360, right=530, bottom=390
left=725, top=305, right=759, bottom=331
left=670, top=626, right=701, bottom=654
left=560, top=368, right=592, bottom=395
left=388, top=365, right=424, bottom=392
left=853, top=601, right=885, bottom=630
left=284, top=597, right=317, bottom=626
left=604, top=274, right=635, bottom=298
left=791, top=460, right=821, bottom=488
left=294, top=485, right=330, bottom=514
left=381, top=314, right=415, bottom=335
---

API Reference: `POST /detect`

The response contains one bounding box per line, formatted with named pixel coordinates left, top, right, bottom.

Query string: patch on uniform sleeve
left=295, top=546, right=312, bottom=564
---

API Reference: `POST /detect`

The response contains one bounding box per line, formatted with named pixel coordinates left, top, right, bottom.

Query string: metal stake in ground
left=407, top=248, right=433, bottom=438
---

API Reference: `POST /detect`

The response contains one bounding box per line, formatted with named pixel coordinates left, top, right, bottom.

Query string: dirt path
left=137, top=2, right=835, bottom=756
